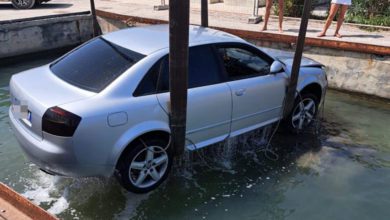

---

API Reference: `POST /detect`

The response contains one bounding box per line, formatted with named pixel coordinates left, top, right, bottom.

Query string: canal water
left=0, top=51, right=389, bottom=220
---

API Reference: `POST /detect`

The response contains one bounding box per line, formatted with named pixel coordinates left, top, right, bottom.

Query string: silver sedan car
left=9, top=25, right=327, bottom=193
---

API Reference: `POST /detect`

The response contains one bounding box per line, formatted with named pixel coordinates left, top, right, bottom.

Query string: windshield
left=50, top=38, right=145, bottom=92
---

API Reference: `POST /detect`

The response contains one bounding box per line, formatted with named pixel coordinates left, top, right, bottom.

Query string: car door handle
left=235, top=89, right=246, bottom=96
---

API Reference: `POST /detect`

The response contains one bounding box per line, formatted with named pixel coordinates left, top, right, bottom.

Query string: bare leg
left=317, top=4, right=339, bottom=37
left=278, top=0, right=284, bottom=33
left=334, top=5, right=348, bottom=38
left=261, top=0, right=273, bottom=31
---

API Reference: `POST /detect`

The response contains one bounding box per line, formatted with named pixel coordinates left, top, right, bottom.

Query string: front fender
left=297, top=67, right=327, bottom=95
left=297, top=75, right=321, bottom=92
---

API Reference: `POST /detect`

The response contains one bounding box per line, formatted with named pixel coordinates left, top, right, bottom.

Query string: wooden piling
left=283, top=0, right=313, bottom=117
left=201, top=0, right=208, bottom=27
left=169, top=0, right=190, bottom=156
left=90, top=0, right=101, bottom=37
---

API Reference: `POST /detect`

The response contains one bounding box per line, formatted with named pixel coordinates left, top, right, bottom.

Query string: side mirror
left=270, top=61, right=283, bottom=74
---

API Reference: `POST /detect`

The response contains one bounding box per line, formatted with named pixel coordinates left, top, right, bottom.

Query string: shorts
left=331, top=0, right=352, bottom=6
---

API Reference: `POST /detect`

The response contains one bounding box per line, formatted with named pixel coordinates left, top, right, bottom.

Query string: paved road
left=0, top=0, right=389, bottom=47
left=0, top=0, right=256, bottom=21
left=0, top=0, right=89, bottom=21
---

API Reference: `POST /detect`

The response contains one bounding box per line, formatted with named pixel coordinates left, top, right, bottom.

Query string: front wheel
left=11, top=0, right=36, bottom=9
left=116, top=138, right=172, bottom=193
left=285, top=93, right=319, bottom=133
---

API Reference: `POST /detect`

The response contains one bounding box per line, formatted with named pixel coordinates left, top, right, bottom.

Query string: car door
left=153, top=45, right=232, bottom=150
left=216, top=43, right=286, bottom=137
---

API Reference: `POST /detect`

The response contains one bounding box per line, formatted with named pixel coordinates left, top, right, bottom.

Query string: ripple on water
left=19, top=165, right=151, bottom=219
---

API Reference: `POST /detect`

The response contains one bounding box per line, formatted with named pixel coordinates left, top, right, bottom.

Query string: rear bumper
left=9, top=108, right=113, bottom=177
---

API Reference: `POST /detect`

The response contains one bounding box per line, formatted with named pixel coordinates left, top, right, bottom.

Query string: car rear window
left=50, top=38, right=145, bottom=92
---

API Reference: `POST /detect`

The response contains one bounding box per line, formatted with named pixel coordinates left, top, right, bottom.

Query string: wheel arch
left=115, top=130, right=171, bottom=169
left=108, top=121, right=171, bottom=173
left=298, top=83, right=323, bottom=100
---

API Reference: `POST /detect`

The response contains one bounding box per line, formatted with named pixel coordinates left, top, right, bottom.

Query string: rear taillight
left=42, top=107, right=81, bottom=137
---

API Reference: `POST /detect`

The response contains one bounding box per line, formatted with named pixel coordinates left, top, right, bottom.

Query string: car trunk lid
left=9, top=65, right=95, bottom=140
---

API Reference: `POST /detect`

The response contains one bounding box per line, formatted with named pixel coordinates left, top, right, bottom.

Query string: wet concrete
left=0, top=50, right=389, bottom=219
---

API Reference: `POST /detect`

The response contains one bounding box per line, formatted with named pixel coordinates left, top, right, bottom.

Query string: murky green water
left=0, top=51, right=389, bottom=220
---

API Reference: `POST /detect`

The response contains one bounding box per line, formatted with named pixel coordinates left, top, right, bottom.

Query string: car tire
left=285, top=93, right=319, bottom=133
left=11, top=0, right=36, bottom=9
left=116, top=138, right=172, bottom=193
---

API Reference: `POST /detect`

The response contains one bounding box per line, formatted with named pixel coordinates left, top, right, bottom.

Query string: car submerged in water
left=9, top=25, right=327, bottom=193
left=1, top=0, right=50, bottom=9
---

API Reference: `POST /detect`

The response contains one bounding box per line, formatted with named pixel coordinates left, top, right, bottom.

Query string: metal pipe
left=154, top=0, right=169, bottom=10
left=169, top=0, right=190, bottom=156
left=283, top=0, right=313, bottom=117
left=201, top=0, right=208, bottom=27
left=253, top=0, right=259, bottom=17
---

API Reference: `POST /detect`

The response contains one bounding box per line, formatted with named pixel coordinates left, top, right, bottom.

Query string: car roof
left=102, top=24, right=246, bottom=55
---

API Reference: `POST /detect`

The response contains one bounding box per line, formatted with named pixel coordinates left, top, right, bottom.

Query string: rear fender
left=108, top=120, right=170, bottom=171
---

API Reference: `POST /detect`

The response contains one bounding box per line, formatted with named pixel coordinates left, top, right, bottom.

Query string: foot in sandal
left=317, top=31, right=326, bottom=37
left=334, top=33, right=342, bottom=38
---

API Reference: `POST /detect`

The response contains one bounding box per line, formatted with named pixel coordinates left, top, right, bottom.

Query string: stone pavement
left=0, top=0, right=389, bottom=48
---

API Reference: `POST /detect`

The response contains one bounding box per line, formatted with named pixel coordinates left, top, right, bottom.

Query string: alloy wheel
left=291, top=97, right=316, bottom=130
left=12, top=0, right=35, bottom=9
left=129, top=146, right=169, bottom=189
left=15, top=0, right=29, bottom=7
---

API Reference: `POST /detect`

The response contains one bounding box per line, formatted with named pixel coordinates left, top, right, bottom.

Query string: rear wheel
left=116, top=138, right=172, bottom=193
left=285, top=93, right=319, bottom=133
left=11, top=0, right=36, bottom=9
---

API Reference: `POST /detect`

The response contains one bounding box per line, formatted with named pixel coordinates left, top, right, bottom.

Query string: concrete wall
left=97, top=16, right=129, bottom=34
left=0, top=13, right=93, bottom=59
left=306, top=50, right=389, bottom=99
left=249, top=40, right=390, bottom=99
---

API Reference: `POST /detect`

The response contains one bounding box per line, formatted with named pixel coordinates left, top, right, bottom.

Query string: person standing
left=261, top=0, right=284, bottom=33
left=317, top=0, right=352, bottom=38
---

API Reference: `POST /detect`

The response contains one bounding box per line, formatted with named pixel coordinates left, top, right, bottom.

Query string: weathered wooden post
left=283, top=0, right=312, bottom=117
left=169, top=0, right=190, bottom=156
left=201, top=0, right=208, bottom=27
left=89, top=0, right=101, bottom=37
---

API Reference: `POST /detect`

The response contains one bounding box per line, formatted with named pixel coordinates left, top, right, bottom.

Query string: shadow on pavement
left=287, top=28, right=385, bottom=38
left=338, top=34, right=384, bottom=39
left=287, top=28, right=325, bottom=33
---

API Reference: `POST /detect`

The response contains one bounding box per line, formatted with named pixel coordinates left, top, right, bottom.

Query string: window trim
left=133, top=44, right=227, bottom=97
left=133, top=56, right=164, bottom=97
left=213, top=42, right=275, bottom=81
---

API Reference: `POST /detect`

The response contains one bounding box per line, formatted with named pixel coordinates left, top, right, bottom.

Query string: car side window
left=134, top=45, right=223, bottom=96
left=133, top=60, right=161, bottom=96
left=217, top=47, right=271, bottom=80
